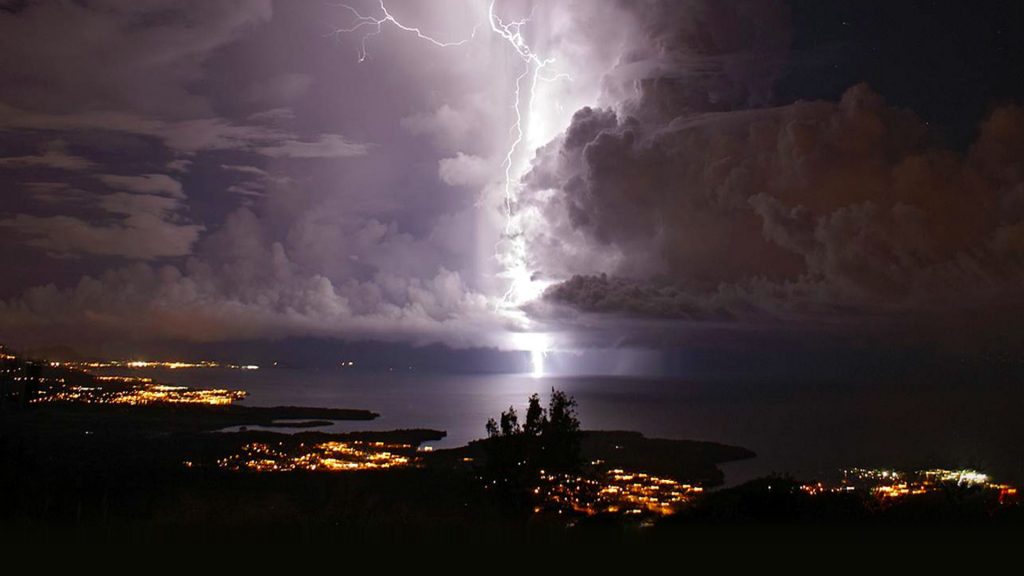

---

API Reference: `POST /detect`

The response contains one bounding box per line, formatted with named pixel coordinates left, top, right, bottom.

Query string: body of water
left=108, top=367, right=1024, bottom=486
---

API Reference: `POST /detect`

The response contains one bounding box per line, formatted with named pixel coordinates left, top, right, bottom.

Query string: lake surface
left=109, top=367, right=1024, bottom=486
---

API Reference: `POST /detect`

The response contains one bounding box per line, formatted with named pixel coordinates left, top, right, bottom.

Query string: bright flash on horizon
left=511, top=331, right=550, bottom=378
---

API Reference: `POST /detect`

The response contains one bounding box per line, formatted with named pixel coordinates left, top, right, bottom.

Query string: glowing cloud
left=333, top=0, right=578, bottom=374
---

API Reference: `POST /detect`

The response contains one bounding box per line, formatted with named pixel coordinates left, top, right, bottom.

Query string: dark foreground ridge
left=433, top=430, right=754, bottom=487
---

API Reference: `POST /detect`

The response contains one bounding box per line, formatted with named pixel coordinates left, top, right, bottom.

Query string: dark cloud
left=98, top=173, right=185, bottom=198
left=257, top=134, right=368, bottom=158
left=525, top=1, right=1024, bottom=335
left=605, top=0, right=791, bottom=117
left=532, top=83, right=1024, bottom=324
left=0, top=140, right=94, bottom=170
left=546, top=273, right=735, bottom=321
left=0, top=0, right=273, bottom=117
left=0, top=180, right=203, bottom=259
left=0, top=101, right=368, bottom=160
left=165, top=158, right=193, bottom=174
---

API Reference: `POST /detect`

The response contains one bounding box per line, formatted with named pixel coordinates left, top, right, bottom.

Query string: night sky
left=1, top=0, right=1023, bottom=373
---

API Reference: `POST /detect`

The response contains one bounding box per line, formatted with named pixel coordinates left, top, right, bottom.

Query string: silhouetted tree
left=499, top=405, right=520, bottom=436
left=545, top=390, right=578, bottom=433
left=524, top=393, right=545, bottom=436
left=538, top=388, right=581, bottom=471
left=481, top=388, right=582, bottom=497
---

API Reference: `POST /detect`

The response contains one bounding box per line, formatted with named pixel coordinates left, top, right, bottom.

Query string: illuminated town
left=531, top=465, right=1020, bottom=519
left=33, top=383, right=247, bottom=406
left=50, top=359, right=260, bottom=371
left=800, top=468, right=1019, bottom=504
left=535, top=466, right=704, bottom=517
left=2, top=345, right=251, bottom=406
left=218, top=445, right=704, bottom=517
left=217, top=441, right=416, bottom=472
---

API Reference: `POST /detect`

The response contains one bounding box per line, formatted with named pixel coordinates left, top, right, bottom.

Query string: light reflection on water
left=94, top=367, right=1024, bottom=486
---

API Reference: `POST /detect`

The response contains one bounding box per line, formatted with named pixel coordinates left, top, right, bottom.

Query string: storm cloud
left=0, top=0, right=568, bottom=351
left=524, top=1, right=1024, bottom=334
left=1, top=0, right=1023, bottom=356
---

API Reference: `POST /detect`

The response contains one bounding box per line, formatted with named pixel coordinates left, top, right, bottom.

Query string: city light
left=800, top=468, right=1019, bottom=504
left=93, top=375, right=154, bottom=383
left=33, top=383, right=246, bottom=406
left=217, top=441, right=416, bottom=472
left=49, top=359, right=259, bottom=371
left=534, top=466, right=703, bottom=517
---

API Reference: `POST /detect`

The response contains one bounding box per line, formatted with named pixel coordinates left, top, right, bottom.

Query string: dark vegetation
left=485, top=390, right=582, bottom=467
left=433, top=430, right=751, bottom=486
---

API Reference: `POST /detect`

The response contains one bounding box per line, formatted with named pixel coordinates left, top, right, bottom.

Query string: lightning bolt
left=334, top=0, right=564, bottom=373
left=331, top=1, right=478, bottom=62
left=486, top=2, right=567, bottom=311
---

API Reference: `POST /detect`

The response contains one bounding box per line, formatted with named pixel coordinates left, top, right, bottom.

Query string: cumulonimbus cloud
left=522, top=1, right=1024, bottom=333
left=530, top=85, right=1024, bottom=323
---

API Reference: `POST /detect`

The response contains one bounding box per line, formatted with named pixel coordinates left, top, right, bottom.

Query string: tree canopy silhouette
left=484, top=388, right=581, bottom=478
